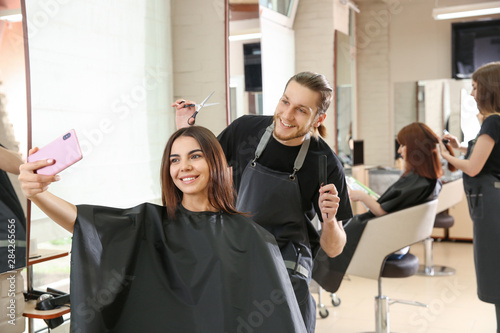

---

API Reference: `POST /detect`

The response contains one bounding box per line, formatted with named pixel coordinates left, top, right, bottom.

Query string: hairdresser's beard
left=272, top=115, right=313, bottom=146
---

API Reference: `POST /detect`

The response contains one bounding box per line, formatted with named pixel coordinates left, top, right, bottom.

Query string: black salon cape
left=70, top=203, right=306, bottom=333
left=0, top=165, right=27, bottom=272
left=313, top=172, right=440, bottom=293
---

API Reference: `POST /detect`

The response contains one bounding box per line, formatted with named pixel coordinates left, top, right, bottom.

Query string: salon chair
left=417, top=178, right=463, bottom=276
left=345, top=200, right=438, bottom=333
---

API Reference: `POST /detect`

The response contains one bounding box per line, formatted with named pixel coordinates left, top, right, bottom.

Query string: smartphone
left=27, top=129, right=83, bottom=176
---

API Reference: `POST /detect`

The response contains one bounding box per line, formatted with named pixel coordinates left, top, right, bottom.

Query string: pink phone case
left=27, top=129, right=83, bottom=176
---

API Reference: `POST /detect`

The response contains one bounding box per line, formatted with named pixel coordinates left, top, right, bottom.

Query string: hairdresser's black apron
left=236, top=124, right=315, bottom=332
left=463, top=139, right=500, bottom=304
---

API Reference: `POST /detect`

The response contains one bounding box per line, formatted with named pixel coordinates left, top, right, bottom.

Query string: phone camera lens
left=63, top=133, right=71, bottom=140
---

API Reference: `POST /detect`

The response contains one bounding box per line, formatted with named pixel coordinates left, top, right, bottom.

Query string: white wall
left=294, top=0, right=336, bottom=148
left=26, top=0, right=173, bottom=241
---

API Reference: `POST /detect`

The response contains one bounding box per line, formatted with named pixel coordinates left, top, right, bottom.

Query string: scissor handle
left=187, top=111, right=199, bottom=126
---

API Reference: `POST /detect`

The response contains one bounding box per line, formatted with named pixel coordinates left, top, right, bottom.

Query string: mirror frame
left=19, top=0, right=32, bottom=263
left=224, top=0, right=231, bottom=126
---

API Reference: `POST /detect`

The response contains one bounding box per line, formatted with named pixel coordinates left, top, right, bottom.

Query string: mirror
left=414, top=79, right=474, bottom=141
left=335, top=15, right=355, bottom=165
left=394, top=78, right=480, bottom=163
left=228, top=1, right=261, bottom=119
left=228, top=0, right=298, bottom=122
left=0, top=0, right=28, bottom=273
left=23, top=0, right=174, bottom=246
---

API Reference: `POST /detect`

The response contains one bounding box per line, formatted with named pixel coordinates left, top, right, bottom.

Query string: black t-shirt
left=217, top=115, right=353, bottom=223
left=477, top=114, right=500, bottom=178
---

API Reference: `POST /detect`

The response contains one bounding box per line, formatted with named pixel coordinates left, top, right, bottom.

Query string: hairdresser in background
left=441, top=61, right=500, bottom=332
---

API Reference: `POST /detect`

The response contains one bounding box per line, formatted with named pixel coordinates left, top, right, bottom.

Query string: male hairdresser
left=172, top=72, right=352, bottom=332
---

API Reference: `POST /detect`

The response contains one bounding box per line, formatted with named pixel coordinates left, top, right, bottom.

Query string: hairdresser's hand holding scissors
left=172, top=91, right=218, bottom=128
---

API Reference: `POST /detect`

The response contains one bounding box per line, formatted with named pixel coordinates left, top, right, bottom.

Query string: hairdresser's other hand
left=319, top=183, right=339, bottom=223
left=442, top=133, right=460, bottom=149
left=18, top=147, right=60, bottom=199
left=319, top=184, right=346, bottom=257
left=172, top=98, right=196, bottom=129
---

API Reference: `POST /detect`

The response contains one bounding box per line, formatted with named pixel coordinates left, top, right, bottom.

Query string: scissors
left=184, top=91, right=218, bottom=125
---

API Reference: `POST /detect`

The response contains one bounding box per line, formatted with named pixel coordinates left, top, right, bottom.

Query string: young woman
left=350, top=122, right=445, bottom=217
left=314, top=122, right=445, bottom=292
left=441, top=61, right=500, bottom=331
left=19, top=126, right=306, bottom=332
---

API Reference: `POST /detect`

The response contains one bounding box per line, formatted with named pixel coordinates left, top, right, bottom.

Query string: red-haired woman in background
left=350, top=122, right=451, bottom=216
left=314, top=122, right=453, bottom=292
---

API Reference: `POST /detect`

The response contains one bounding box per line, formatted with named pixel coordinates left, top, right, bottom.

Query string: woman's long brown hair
left=472, top=61, right=500, bottom=116
left=160, top=126, right=239, bottom=219
left=397, top=122, right=455, bottom=179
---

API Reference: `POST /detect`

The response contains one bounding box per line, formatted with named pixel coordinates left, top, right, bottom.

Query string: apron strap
left=253, top=124, right=274, bottom=163
left=252, top=124, right=311, bottom=180
left=291, top=133, right=310, bottom=180
left=284, top=260, right=310, bottom=278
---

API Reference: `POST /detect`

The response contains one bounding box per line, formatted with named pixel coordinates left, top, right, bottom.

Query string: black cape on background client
left=69, top=203, right=306, bottom=333
left=313, top=172, right=440, bottom=293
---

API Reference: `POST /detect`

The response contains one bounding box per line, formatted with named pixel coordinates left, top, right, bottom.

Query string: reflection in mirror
left=416, top=79, right=475, bottom=142
left=396, top=78, right=481, bottom=168
left=0, top=0, right=28, bottom=273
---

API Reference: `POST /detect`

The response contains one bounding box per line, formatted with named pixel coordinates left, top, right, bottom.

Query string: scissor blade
left=201, top=102, right=219, bottom=108
left=200, top=91, right=215, bottom=108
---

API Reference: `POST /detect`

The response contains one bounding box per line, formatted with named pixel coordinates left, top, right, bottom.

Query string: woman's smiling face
left=169, top=136, right=210, bottom=200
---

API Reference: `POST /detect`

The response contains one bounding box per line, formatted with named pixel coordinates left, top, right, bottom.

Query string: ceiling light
left=433, top=1, right=500, bottom=20
left=0, top=8, right=22, bottom=22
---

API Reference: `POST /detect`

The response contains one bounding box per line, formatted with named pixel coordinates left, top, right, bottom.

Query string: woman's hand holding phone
left=19, top=147, right=61, bottom=199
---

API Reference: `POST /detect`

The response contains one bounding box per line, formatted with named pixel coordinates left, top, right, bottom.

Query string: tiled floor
left=313, top=241, right=497, bottom=333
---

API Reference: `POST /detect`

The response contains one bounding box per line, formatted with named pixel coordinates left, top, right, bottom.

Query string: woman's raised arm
left=18, top=148, right=77, bottom=233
